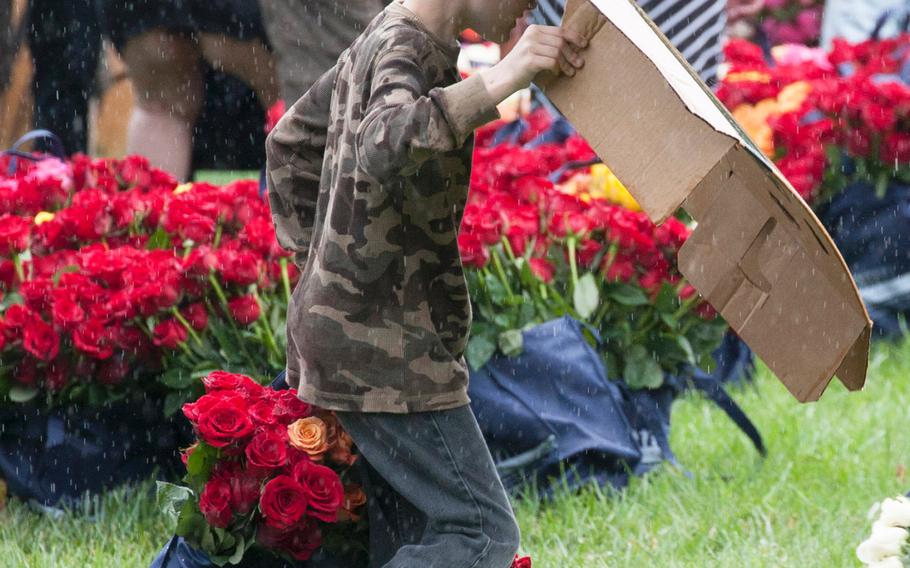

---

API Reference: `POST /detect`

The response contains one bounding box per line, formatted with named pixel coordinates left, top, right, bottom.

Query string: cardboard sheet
left=543, top=0, right=872, bottom=402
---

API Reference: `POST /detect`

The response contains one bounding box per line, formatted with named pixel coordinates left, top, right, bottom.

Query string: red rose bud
left=202, top=370, right=263, bottom=397
left=457, top=233, right=489, bottom=269
left=250, top=399, right=278, bottom=426
left=14, top=358, right=38, bottom=386
left=260, top=475, right=309, bottom=530
left=22, top=318, right=60, bottom=362
left=245, top=429, right=289, bottom=470
left=152, top=319, right=188, bottom=350
left=0, top=214, right=31, bottom=252
left=226, top=468, right=262, bottom=516
left=228, top=295, right=261, bottom=326
left=73, top=319, right=114, bottom=360
left=98, top=356, right=131, bottom=386
left=196, top=394, right=254, bottom=448
left=292, top=460, right=345, bottom=523
left=528, top=258, right=555, bottom=284
left=199, top=477, right=234, bottom=529
left=217, top=248, right=262, bottom=287
left=181, top=302, right=209, bottom=331
left=271, top=389, right=312, bottom=424
left=512, top=555, right=532, bottom=568
left=51, top=291, right=85, bottom=330
left=257, top=519, right=322, bottom=562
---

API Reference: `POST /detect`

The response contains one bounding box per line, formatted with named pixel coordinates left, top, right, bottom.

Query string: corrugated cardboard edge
left=555, top=0, right=872, bottom=397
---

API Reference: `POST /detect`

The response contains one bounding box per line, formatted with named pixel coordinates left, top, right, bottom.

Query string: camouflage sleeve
left=356, top=46, right=500, bottom=181
left=265, top=65, right=337, bottom=264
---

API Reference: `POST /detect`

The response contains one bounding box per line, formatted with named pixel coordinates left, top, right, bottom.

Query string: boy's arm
left=355, top=43, right=500, bottom=181
left=265, top=65, right=337, bottom=263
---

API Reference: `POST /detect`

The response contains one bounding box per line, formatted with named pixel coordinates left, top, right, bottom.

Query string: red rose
left=196, top=394, right=254, bottom=448
left=211, top=460, right=263, bottom=516
left=20, top=279, right=52, bottom=312
left=152, top=319, right=188, bottom=350
left=292, top=460, right=344, bottom=523
left=45, top=360, right=68, bottom=391
left=0, top=214, right=31, bottom=252
left=202, top=371, right=263, bottom=397
left=257, top=519, right=322, bottom=561
left=260, top=475, right=309, bottom=530
left=23, top=317, right=60, bottom=362
left=217, top=247, right=262, bottom=286
left=73, top=318, right=114, bottom=360
left=14, top=358, right=38, bottom=386
left=512, top=555, right=532, bottom=568
left=227, top=295, right=261, bottom=326
left=458, top=233, right=489, bottom=269
left=98, top=356, right=131, bottom=385
left=528, top=258, right=555, bottom=284
left=51, top=290, right=85, bottom=330
left=199, top=477, right=234, bottom=528
left=250, top=399, right=278, bottom=426
left=271, top=390, right=312, bottom=424
left=181, top=302, right=209, bottom=331
left=182, top=393, right=222, bottom=424
left=245, top=429, right=289, bottom=470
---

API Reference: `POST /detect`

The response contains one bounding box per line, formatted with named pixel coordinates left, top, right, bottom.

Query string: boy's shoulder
left=351, top=4, right=452, bottom=63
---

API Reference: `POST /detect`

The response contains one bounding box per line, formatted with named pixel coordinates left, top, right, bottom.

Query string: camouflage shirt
left=265, top=2, right=499, bottom=413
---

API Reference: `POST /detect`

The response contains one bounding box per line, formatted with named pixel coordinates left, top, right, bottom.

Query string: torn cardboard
left=543, top=0, right=872, bottom=402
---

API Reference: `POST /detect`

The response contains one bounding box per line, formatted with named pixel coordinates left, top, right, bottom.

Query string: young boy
left=266, top=1, right=585, bottom=565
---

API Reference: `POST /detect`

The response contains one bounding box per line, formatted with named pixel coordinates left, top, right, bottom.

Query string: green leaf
left=498, top=329, right=524, bottom=357
left=465, top=335, right=497, bottom=371
left=159, top=368, right=193, bottom=389
left=9, top=385, right=38, bottom=403
left=187, top=443, right=217, bottom=479
left=573, top=273, right=600, bottom=319
left=623, top=346, right=664, bottom=390
left=0, top=292, right=23, bottom=311
left=483, top=273, right=509, bottom=305
left=201, top=524, right=216, bottom=555
left=227, top=535, right=246, bottom=565
left=607, top=284, right=649, bottom=307
left=147, top=227, right=172, bottom=250
left=655, top=284, right=679, bottom=314
left=658, top=312, right=678, bottom=329
left=156, top=481, right=194, bottom=527
left=163, top=391, right=189, bottom=417
left=875, top=171, right=890, bottom=199
left=175, top=501, right=206, bottom=540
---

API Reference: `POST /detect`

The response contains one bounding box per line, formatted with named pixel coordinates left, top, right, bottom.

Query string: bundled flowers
left=857, top=495, right=910, bottom=567
left=0, top=154, right=297, bottom=410
left=158, top=370, right=364, bottom=565
left=755, top=0, right=824, bottom=46
left=462, top=112, right=725, bottom=388
left=719, top=36, right=910, bottom=203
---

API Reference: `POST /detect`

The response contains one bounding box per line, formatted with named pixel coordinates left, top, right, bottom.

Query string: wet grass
left=2, top=338, right=908, bottom=567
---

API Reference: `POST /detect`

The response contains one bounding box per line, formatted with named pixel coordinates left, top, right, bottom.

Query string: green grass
left=3, top=340, right=909, bottom=568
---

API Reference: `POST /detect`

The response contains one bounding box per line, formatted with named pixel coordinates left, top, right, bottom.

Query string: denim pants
left=336, top=405, right=520, bottom=568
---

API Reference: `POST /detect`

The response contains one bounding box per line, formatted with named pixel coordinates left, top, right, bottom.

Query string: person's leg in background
left=336, top=406, right=520, bottom=568
left=28, top=0, right=101, bottom=153
left=121, top=30, right=202, bottom=181
left=197, top=34, right=279, bottom=112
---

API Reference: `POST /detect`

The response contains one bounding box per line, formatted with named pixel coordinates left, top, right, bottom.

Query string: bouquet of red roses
left=157, top=370, right=366, bottom=565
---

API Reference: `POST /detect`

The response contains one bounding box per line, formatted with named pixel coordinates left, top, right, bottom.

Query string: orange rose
left=337, top=483, right=367, bottom=522
left=329, top=430, right=358, bottom=467
left=287, top=417, right=329, bottom=461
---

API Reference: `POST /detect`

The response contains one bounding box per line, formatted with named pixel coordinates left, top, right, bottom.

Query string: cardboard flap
left=544, top=0, right=872, bottom=402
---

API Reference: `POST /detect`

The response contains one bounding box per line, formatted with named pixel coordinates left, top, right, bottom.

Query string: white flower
left=867, top=556, right=904, bottom=568
left=879, top=497, right=910, bottom=529
left=857, top=526, right=909, bottom=564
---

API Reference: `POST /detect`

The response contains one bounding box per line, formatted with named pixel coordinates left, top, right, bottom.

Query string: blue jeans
left=336, top=406, right=520, bottom=568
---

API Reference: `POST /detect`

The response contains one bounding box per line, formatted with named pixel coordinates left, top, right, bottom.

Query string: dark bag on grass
left=468, top=317, right=765, bottom=496
left=0, top=397, right=189, bottom=509
left=817, top=177, right=910, bottom=337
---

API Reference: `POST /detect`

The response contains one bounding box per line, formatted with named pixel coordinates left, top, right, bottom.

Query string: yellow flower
left=731, top=81, right=812, bottom=158
left=173, top=182, right=194, bottom=195
left=590, top=164, right=640, bottom=211
left=33, top=211, right=55, bottom=225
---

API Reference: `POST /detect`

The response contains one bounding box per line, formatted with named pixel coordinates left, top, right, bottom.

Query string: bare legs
left=121, top=31, right=278, bottom=180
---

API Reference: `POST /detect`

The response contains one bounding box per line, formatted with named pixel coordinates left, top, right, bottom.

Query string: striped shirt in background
left=530, top=0, right=727, bottom=86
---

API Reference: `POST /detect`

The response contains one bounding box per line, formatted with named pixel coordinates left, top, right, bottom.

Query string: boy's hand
left=480, top=25, right=587, bottom=103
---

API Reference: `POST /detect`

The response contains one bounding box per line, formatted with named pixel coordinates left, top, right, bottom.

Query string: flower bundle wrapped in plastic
left=461, top=116, right=726, bottom=389
left=157, top=370, right=365, bottom=565
left=0, top=154, right=298, bottom=411
left=718, top=36, right=910, bottom=203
